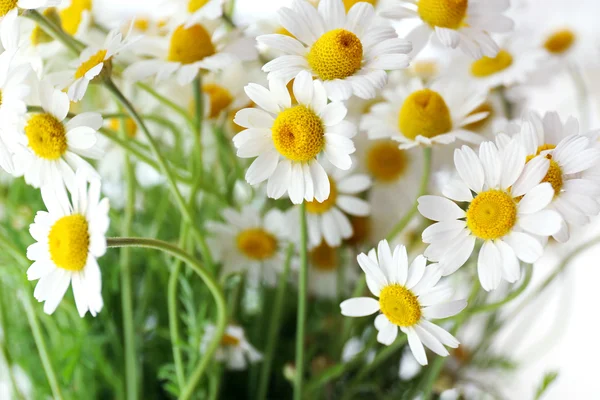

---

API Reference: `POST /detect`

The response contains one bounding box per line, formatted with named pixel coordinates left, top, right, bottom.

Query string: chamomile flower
left=304, top=163, right=371, bottom=248
left=360, top=78, right=488, bottom=149
left=514, top=112, right=600, bottom=242
left=199, top=62, right=251, bottom=120
left=417, top=140, right=563, bottom=291
left=13, top=81, right=103, bottom=189
left=381, top=0, right=514, bottom=59
left=0, top=0, right=62, bottom=20
left=201, top=324, right=262, bottom=370
left=308, top=241, right=358, bottom=298
left=257, top=0, right=412, bottom=101
left=206, top=205, right=289, bottom=286
left=232, top=70, right=357, bottom=204
left=26, top=173, right=109, bottom=317
left=174, top=0, right=223, bottom=26
left=123, top=20, right=256, bottom=85
left=340, top=239, right=466, bottom=365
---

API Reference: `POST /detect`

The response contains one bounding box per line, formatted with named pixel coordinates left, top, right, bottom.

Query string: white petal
left=417, top=195, right=465, bottom=222
left=340, top=297, right=380, bottom=317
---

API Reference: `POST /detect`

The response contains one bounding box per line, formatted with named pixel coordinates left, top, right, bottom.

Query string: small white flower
left=26, top=173, right=109, bottom=317
left=201, top=324, right=262, bottom=370
left=381, top=0, right=514, bottom=59
left=257, top=0, right=411, bottom=101
left=233, top=70, right=357, bottom=204
left=340, top=239, right=466, bottom=366
left=417, top=140, right=562, bottom=291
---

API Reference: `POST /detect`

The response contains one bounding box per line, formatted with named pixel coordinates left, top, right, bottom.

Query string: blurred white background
left=96, top=0, right=600, bottom=398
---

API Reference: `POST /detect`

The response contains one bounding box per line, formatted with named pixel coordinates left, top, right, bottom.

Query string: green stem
left=256, top=244, right=294, bottom=400
left=386, top=147, right=432, bottom=242
left=192, top=76, right=205, bottom=182
left=106, top=237, right=227, bottom=400
left=168, top=251, right=186, bottom=390
left=294, top=204, right=308, bottom=400
left=137, top=83, right=196, bottom=130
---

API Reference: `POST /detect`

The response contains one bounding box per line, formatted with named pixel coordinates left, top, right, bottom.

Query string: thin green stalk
left=106, top=237, right=227, bottom=400
left=294, top=204, right=309, bottom=400
left=192, top=76, right=205, bottom=182
left=386, top=147, right=432, bottom=242
left=256, top=244, right=294, bottom=400
left=137, top=83, right=196, bottom=130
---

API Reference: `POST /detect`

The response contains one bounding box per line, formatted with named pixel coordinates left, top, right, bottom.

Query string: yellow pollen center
left=25, top=113, right=68, bottom=160
left=203, top=83, right=233, bottom=118
left=133, top=18, right=150, bottom=32
left=412, top=60, right=439, bottom=80
left=306, top=179, right=337, bottom=214
left=236, top=228, right=278, bottom=260
left=307, top=29, right=363, bottom=81
left=342, top=0, right=377, bottom=11
left=48, top=214, right=90, bottom=271
left=379, top=284, right=422, bottom=327
left=109, top=118, right=137, bottom=138
left=399, top=89, right=452, bottom=140
left=526, top=144, right=563, bottom=196
left=220, top=333, right=240, bottom=346
left=168, top=24, right=215, bottom=64
left=463, top=102, right=493, bottom=131
left=367, top=141, right=408, bottom=182
left=0, top=0, right=17, bottom=17
left=544, top=29, right=576, bottom=54
left=75, top=49, right=107, bottom=79
left=418, top=0, right=468, bottom=30
left=310, top=242, right=338, bottom=271
left=466, top=190, right=517, bottom=240
left=272, top=105, right=324, bottom=162
left=60, top=0, right=91, bottom=36
left=188, top=0, right=209, bottom=13
left=470, top=49, right=514, bottom=78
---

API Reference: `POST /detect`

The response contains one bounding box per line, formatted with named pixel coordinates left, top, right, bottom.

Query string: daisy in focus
left=340, top=239, right=466, bottom=365
left=201, top=324, right=262, bottom=370
left=257, top=0, right=412, bottom=101
left=417, top=140, right=562, bottom=291
left=232, top=70, right=357, bottom=204
left=206, top=205, right=289, bottom=286
left=13, top=81, right=103, bottom=189
left=360, top=78, right=488, bottom=149
left=26, top=173, right=109, bottom=317
left=381, top=0, right=514, bottom=59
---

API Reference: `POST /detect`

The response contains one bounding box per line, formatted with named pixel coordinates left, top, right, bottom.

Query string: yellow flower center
left=544, top=29, right=576, bottom=54
left=188, top=0, right=209, bottom=13
left=306, top=179, right=337, bottom=214
left=307, top=29, right=363, bottom=81
left=60, top=0, right=92, bottom=36
left=346, top=216, right=370, bottom=246
left=379, top=284, right=422, bottom=327
left=310, top=241, right=338, bottom=271
left=48, top=214, right=90, bottom=271
left=109, top=118, right=137, bottom=138
left=399, top=89, right=452, bottom=140
left=168, top=24, right=215, bottom=64
left=272, top=105, right=324, bottom=162
left=470, top=49, right=513, bottom=78
left=236, top=228, right=278, bottom=260
left=418, top=0, right=468, bottom=30
left=25, top=113, right=68, bottom=160
left=367, top=141, right=408, bottom=182
left=466, top=190, right=517, bottom=240
left=342, top=0, right=377, bottom=11
left=411, top=60, right=438, bottom=80
left=203, top=83, right=233, bottom=119
left=526, top=144, right=563, bottom=196
left=0, top=0, right=17, bottom=17
left=75, top=49, right=107, bottom=80
left=220, top=333, right=240, bottom=346
left=463, top=102, right=493, bottom=131
left=133, top=18, right=150, bottom=32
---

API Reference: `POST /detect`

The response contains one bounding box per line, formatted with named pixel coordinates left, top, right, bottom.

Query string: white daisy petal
left=340, top=297, right=380, bottom=317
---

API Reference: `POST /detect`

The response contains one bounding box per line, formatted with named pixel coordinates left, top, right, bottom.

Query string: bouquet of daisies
left=0, top=0, right=596, bottom=398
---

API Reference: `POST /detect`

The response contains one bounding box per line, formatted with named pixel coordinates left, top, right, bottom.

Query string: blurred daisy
left=207, top=205, right=289, bottom=286
left=199, top=62, right=251, bottom=120
left=232, top=70, right=357, bottom=204
left=340, top=239, right=466, bottom=365
left=417, top=140, right=562, bottom=291
left=381, top=0, right=513, bottom=59
left=0, top=0, right=61, bottom=20
left=58, top=0, right=92, bottom=38
left=201, top=324, right=262, bottom=370
left=26, top=173, right=109, bottom=317
left=341, top=332, right=376, bottom=364
left=308, top=241, right=358, bottom=298
left=13, top=81, right=103, bottom=189
left=173, top=0, right=223, bottom=26
left=257, top=0, right=411, bottom=101
left=360, top=78, right=488, bottom=149
left=399, top=347, right=422, bottom=380
left=124, top=20, right=256, bottom=85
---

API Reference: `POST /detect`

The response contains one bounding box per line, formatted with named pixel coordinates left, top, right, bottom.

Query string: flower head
left=201, top=324, right=262, bottom=370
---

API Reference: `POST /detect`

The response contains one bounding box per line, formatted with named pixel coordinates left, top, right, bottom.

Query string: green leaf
left=535, top=371, right=559, bottom=400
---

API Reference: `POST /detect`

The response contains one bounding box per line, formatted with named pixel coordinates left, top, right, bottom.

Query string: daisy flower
left=308, top=241, right=358, bottom=298
left=232, top=70, right=357, bottom=204
left=26, top=173, right=109, bottom=317
left=199, top=61, right=252, bottom=121
left=417, top=140, right=562, bottom=291
left=13, top=81, right=103, bottom=189
left=380, top=0, right=514, bottom=59
left=360, top=78, right=488, bottom=149
left=123, top=20, right=256, bottom=85
left=257, top=0, right=412, bottom=101
left=201, top=324, right=262, bottom=370
left=340, top=239, right=466, bottom=366
left=514, top=112, right=600, bottom=242
left=206, top=205, right=289, bottom=286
